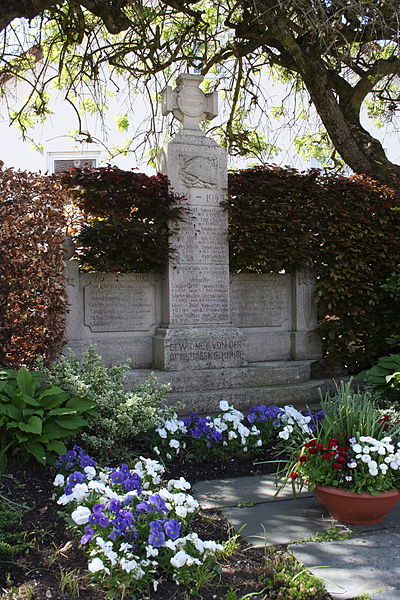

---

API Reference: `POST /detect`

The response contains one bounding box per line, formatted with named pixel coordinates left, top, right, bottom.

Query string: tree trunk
left=300, top=58, right=397, bottom=184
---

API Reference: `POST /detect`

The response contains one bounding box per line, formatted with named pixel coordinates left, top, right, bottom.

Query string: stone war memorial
left=65, top=73, right=329, bottom=413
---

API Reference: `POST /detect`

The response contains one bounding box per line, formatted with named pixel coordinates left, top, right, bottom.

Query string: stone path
left=192, top=475, right=400, bottom=599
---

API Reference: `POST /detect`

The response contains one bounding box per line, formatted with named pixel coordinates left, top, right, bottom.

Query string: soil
left=0, top=452, right=330, bottom=600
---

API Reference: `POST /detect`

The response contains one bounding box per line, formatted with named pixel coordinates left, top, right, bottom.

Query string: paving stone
left=222, top=495, right=342, bottom=546
left=192, top=475, right=312, bottom=508
left=290, top=531, right=400, bottom=599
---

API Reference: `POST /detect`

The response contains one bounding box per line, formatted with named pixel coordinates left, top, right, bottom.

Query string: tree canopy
left=1, top=0, right=399, bottom=183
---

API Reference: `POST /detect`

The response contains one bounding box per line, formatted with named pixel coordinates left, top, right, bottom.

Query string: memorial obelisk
left=153, top=73, right=246, bottom=370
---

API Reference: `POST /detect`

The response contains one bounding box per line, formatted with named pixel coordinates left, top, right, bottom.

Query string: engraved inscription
left=230, top=275, right=289, bottom=327
left=170, top=265, right=229, bottom=324
left=173, top=207, right=228, bottom=264
left=168, top=338, right=245, bottom=364
left=84, top=278, right=155, bottom=332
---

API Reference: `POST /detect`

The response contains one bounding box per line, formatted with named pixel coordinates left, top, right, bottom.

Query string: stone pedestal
left=153, top=73, right=246, bottom=370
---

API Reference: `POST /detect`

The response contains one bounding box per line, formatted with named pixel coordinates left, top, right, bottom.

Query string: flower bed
left=53, top=446, right=224, bottom=597
left=152, top=401, right=324, bottom=463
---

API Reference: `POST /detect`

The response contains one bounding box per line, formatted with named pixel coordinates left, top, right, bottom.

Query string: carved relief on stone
left=180, top=156, right=217, bottom=188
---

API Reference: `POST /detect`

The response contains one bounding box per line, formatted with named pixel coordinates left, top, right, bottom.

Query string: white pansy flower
left=219, top=400, right=230, bottom=412
left=53, top=474, right=65, bottom=487
left=175, top=505, right=188, bottom=518
left=88, top=557, right=110, bottom=574
left=71, top=482, right=89, bottom=502
left=71, top=505, right=91, bottom=525
left=84, top=466, right=97, bottom=479
left=171, top=550, right=188, bottom=568
left=169, top=439, right=180, bottom=449
left=352, top=443, right=362, bottom=454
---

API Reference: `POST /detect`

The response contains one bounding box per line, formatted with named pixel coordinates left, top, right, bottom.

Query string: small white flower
left=219, top=400, right=230, bottom=412
left=53, top=474, right=65, bottom=487
left=169, top=439, right=180, bottom=449
left=361, top=454, right=371, bottom=463
left=71, top=505, right=91, bottom=525
left=175, top=505, right=188, bottom=518
left=171, top=550, right=187, bottom=568
left=88, top=557, right=109, bottom=574
left=157, top=428, right=167, bottom=439
left=84, top=466, right=96, bottom=480
left=352, top=443, right=362, bottom=454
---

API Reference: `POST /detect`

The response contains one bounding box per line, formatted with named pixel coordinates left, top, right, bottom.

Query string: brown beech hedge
left=0, top=166, right=67, bottom=368
left=61, top=166, right=186, bottom=273
left=227, top=166, right=400, bottom=372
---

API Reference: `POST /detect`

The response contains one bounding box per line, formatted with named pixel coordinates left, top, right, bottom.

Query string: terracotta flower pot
left=314, top=485, right=400, bottom=525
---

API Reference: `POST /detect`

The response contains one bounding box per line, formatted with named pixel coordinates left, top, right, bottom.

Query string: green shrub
left=0, top=367, right=95, bottom=471
left=37, top=346, right=171, bottom=462
left=359, top=354, right=400, bottom=395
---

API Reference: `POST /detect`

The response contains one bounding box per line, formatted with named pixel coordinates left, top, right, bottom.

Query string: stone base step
left=163, top=379, right=335, bottom=414
left=125, top=360, right=312, bottom=392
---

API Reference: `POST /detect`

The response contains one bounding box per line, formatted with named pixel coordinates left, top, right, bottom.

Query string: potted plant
left=275, top=381, right=400, bottom=525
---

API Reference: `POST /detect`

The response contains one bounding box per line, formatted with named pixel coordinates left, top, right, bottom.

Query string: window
left=47, top=152, right=99, bottom=174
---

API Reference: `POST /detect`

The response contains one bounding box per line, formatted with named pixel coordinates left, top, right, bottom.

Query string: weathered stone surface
left=153, top=326, right=247, bottom=370
left=125, top=361, right=311, bottom=392
left=162, top=379, right=333, bottom=413
left=230, top=274, right=290, bottom=328
left=83, top=274, right=156, bottom=332
left=291, top=531, right=400, bottom=599
left=192, top=475, right=312, bottom=509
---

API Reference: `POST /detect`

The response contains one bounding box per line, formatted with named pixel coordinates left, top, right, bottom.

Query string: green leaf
left=66, top=396, right=95, bottom=411
left=42, top=423, right=71, bottom=439
left=16, top=368, right=34, bottom=394
left=15, top=431, right=29, bottom=443
left=54, top=416, right=87, bottom=430
left=21, top=393, right=41, bottom=407
left=0, top=404, right=21, bottom=420
left=18, top=416, right=43, bottom=435
left=48, top=408, right=78, bottom=416
left=46, top=440, right=67, bottom=454
left=25, top=442, right=46, bottom=464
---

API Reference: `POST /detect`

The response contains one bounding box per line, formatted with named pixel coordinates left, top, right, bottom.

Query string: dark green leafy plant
left=36, top=346, right=172, bottom=462
left=0, top=367, right=96, bottom=471
left=359, top=354, right=400, bottom=394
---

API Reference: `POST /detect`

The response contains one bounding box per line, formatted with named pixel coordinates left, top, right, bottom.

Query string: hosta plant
left=0, top=367, right=95, bottom=471
left=358, top=354, right=400, bottom=394
left=53, top=446, right=223, bottom=597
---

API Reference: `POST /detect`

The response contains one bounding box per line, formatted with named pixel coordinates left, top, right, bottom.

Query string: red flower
left=299, top=455, right=307, bottom=463
left=338, top=446, right=349, bottom=453
left=305, top=440, right=317, bottom=448
left=336, top=456, right=346, bottom=464
left=308, top=448, right=318, bottom=455
left=290, top=472, right=298, bottom=480
left=332, top=463, right=343, bottom=470
left=329, top=451, right=336, bottom=457
left=321, top=454, right=331, bottom=460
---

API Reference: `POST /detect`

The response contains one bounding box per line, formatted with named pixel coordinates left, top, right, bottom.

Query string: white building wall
left=0, top=66, right=399, bottom=174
